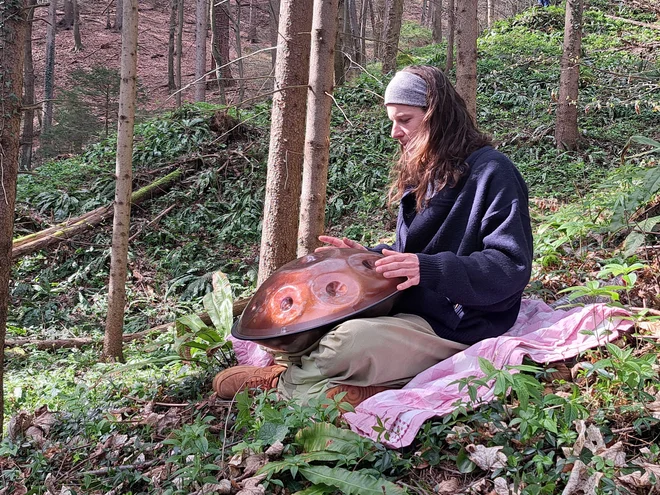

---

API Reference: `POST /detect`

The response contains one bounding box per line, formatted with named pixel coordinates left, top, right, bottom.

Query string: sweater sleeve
left=416, top=194, right=533, bottom=310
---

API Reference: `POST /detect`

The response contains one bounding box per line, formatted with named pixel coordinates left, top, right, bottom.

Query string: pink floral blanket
left=230, top=300, right=632, bottom=448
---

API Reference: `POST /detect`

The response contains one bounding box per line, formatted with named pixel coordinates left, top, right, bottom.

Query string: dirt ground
left=31, top=0, right=276, bottom=114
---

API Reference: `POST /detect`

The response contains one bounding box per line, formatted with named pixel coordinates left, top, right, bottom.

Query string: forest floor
left=3, top=1, right=660, bottom=494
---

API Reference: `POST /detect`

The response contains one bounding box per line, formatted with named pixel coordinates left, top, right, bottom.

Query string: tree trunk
left=432, top=0, right=442, bottom=43
left=257, top=0, right=312, bottom=285
left=233, top=1, right=246, bottom=103
left=210, top=0, right=234, bottom=94
left=73, top=0, right=83, bottom=51
left=168, top=0, right=177, bottom=91
left=115, top=0, right=123, bottom=30
left=297, top=0, right=340, bottom=255
left=62, top=0, right=74, bottom=29
left=194, top=0, right=208, bottom=102
left=487, top=0, right=495, bottom=28
left=268, top=0, right=280, bottom=72
left=446, top=0, right=454, bottom=71
left=421, top=0, right=427, bottom=24
left=347, top=0, right=360, bottom=67
left=0, top=0, right=28, bottom=436
left=176, top=0, right=184, bottom=106
left=555, top=0, right=583, bottom=151
left=248, top=0, right=258, bottom=43
left=20, top=0, right=37, bottom=171
left=43, top=0, right=58, bottom=132
left=455, top=0, right=477, bottom=121
left=104, top=0, right=139, bottom=362
left=372, top=0, right=384, bottom=59
left=334, top=0, right=346, bottom=86
left=381, top=0, right=402, bottom=74
left=358, top=0, right=368, bottom=65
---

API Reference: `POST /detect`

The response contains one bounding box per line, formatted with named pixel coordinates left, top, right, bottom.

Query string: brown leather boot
left=213, top=365, right=287, bottom=399
left=325, top=385, right=389, bottom=408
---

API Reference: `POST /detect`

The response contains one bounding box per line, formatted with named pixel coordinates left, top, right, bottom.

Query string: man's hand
left=316, top=235, right=367, bottom=251
left=374, top=249, right=420, bottom=290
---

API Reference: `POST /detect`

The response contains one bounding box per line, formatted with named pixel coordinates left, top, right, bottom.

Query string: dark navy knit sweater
left=372, top=146, right=533, bottom=345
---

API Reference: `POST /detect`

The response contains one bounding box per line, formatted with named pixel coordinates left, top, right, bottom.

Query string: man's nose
left=391, top=123, right=403, bottom=139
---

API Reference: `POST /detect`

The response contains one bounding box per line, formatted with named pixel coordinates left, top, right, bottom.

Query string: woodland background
left=0, top=0, right=659, bottom=493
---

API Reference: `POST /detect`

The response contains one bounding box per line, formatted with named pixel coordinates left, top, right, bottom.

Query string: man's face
left=386, top=104, right=425, bottom=149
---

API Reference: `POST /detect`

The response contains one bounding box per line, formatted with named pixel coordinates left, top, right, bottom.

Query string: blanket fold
left=230, top=300, right=632, bottom=448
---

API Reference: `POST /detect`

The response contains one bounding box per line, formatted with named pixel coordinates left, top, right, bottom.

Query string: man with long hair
left=214, top=66, right=533, bottom=406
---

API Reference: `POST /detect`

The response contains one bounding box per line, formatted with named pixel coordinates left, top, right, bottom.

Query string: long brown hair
left=388, top=65, right=492, bottom=212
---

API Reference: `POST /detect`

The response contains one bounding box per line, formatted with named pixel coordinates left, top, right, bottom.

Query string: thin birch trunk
left=297, top=0, right=340, bottom=255
left=104, top=0, right=139, bottom=362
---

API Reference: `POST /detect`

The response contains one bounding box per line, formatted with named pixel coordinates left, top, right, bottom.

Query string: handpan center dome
left=232, top=248, right=404, bottom=352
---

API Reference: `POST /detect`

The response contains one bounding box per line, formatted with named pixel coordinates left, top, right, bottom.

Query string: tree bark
left=210, top=0, right=234, bottom=95
left=20, top=0, right=37, bottom=171
left=233, top=1, right=246, bottom=103
left=43, top=0, right=58, bottom=132
left=487, top=0, right=495, bottom=28
left=72, top=0, right=83, bottom=51
left=248, top=0, right=258, bottom=43
left=372, top=0, right=384, bottom=60
left=455, top=0, right=477, bottom=121
left=176, top=0, right=184, bottom=106
left=257, top=0, right=312, bottom=285
left=297, top=0, right=340, bottom=255
left=0, top=0, right=28, bottom=437
left=104, top=0, right=139, bottom=362
left=358, top=0, right=369, bottom=65
left=62, top=0, right=74, bottom=29
left=167, top=0, right=177, bottom=91
left=115, top=0, right=123, bottom=30
left=381, top=0, right=402, bottom=74
left=334, top=0, right=346, bottom=86
left=431, top=0, right=442, bottom=43
left=555, top=0, right=583, bottom=151
left=446, top=0, right=454, bottom=71
left=194, top=0, right=208, bottom=102
left=267, top=0, right=280, bottom=72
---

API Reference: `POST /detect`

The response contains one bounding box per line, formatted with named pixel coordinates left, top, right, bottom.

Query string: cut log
left=12, top=165, right=191, bottom=259
left=4, top=297, right=251, bottom=350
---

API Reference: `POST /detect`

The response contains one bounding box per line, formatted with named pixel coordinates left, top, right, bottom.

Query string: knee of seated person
left=322, top=319, right=372, bottom=355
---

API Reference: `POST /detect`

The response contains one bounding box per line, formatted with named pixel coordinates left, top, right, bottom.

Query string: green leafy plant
left=259, top=422, right=407, bottom=495
left=175, top=271, right=235, bottom=368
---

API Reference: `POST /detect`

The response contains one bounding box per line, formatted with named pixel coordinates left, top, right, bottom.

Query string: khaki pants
left=275, top=313, right=468, bottom=403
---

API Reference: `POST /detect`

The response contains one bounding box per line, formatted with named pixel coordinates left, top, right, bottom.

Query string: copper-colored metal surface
left=232, top=248, right=404, bottom=353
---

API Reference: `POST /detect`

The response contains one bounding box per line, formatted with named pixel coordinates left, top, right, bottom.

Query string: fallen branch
left=604, top=14, right=660, bottom=30
left=12, top=163, right=198, bottom=259
left=4, top=297, right=251, bottom=350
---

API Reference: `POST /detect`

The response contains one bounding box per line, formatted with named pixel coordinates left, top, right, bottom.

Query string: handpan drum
left=231, top=248, right=404, bottom=353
